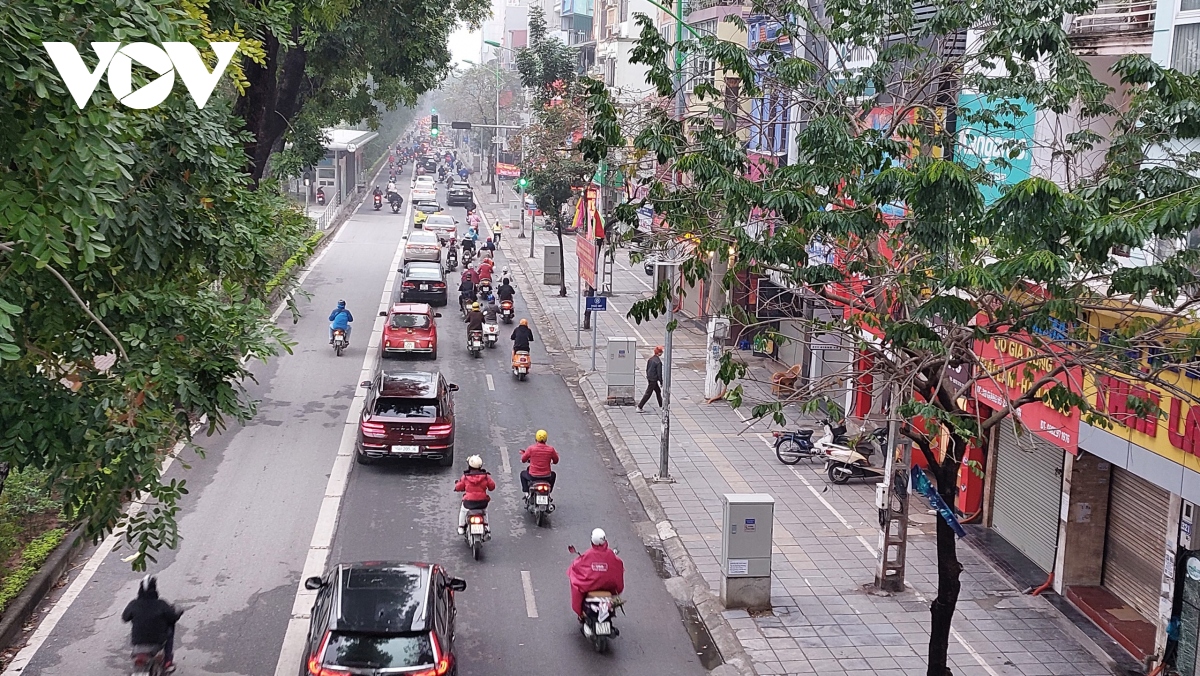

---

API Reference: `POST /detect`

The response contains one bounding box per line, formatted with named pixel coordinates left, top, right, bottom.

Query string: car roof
left=408, top=231, right=438, bottom=242
left=377, top=371, right=440, bottom=398
left=405, top=267, right=443, bottom=280
left=405, top=261, right=442, bottom=270
left=390, top=302, right=432, bottom=314
left=426, top=215, right=454, bottom=222
left=331, top=562, right=435, bottom=634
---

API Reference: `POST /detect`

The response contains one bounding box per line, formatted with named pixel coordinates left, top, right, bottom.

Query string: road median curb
left=0, top=525, right=84, bottom=654
left=482, top=202, right=755, bottom=676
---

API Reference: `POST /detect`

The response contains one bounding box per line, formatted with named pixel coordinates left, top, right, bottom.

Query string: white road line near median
left=499, top=444, right=512, bottom=476
left=7, top=418, right=206, bottom=674
left=486, top=373, right=495, bottom=391
left=272, top=178, right=413, bottom=676
left=521, top=571, right=539, bottom=618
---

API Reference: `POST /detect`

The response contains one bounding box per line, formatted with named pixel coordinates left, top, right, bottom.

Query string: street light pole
left=655, top=261, right=679, bottom=483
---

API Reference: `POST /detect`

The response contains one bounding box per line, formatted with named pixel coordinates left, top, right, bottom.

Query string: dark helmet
left=139, top=575, right=159, bottom=598
left=337, top=300, right=346, bottom=309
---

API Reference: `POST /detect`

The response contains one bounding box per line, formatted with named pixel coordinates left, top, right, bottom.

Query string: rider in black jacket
left=123, top=576, right=183, bottom=670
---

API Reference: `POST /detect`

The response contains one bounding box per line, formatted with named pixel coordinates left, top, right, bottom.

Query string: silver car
left=423, top=214, right=458, bottom=243
left=404, top=231, right=443, bottom=263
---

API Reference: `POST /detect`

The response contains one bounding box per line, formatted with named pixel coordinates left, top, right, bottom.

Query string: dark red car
left=357, top=370, right=457, bottom=466
left=380, top=302, right=440, bottom=359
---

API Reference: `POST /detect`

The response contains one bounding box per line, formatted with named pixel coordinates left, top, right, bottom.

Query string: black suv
left=446, top=183, right=474, bottom=208
left=301, top=561, right=466, bottom=676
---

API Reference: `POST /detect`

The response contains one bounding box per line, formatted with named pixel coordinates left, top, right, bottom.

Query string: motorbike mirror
left=448, top=383, right=459, bottom=391
left=304, top=576, right=324, bottom=590
left=379, top=311, right=388, bottom=317
left=568, top=545, right=577, bottom=554
left=434, top=313, right=443, bottom=318
left=360, top=380, right=373, bottom=389
left=447, top=577, right=467, bottom=592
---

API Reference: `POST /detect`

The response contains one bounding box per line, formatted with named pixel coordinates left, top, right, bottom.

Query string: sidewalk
left=476, top=181, right=1120, bottom=676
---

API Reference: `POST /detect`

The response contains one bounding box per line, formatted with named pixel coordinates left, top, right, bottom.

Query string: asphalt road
left=8, top=153, right=707, bottom=676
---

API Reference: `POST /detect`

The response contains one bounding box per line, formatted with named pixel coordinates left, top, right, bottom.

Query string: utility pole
left=655, top=261, right=678, bottom=483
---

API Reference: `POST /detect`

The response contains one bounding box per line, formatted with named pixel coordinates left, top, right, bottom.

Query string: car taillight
left=360, top=420, right=387, bottom=437
left=307, top=632, right=334, bottom=675
left=428, top=423, right=452, bottom=436
left=410, top=635, right=452, bottom=676
left=403, top=281, right=416, bottom=289
left=468, top=515, right=484, bottom=524
left=432, top=282, right=445, bottom=289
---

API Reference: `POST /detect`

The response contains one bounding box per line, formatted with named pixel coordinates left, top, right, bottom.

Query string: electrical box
left=543, top=244, right=562, bottom=286
left=605, top=337, right=637, bottom=404
left=720, top=494, right=774, bottom=578
left=709, top=317, right=730, bottom=341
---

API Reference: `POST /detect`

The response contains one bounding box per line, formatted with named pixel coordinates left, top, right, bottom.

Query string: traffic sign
left=585, top=296, right=608, bottom=312
left=451, top=121, right=472, bottom=129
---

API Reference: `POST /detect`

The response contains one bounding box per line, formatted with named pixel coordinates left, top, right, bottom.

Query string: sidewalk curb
left=480, top=200, right=755, bottom=676
left=0, top=526, right=84, bottom=653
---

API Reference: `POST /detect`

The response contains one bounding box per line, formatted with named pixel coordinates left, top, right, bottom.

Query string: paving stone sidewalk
left=476, top=181, right=1120, bottom=676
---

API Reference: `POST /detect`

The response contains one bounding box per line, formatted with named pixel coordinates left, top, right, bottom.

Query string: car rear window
left=374, top=398, right=439, bottom=418
left=426, top=216, right=454, bottom=226
left=390, top=313, right=430, bottom=329
left=324, top=632, right=433, bottom=670
left=408, top=233, right=439, bottom=245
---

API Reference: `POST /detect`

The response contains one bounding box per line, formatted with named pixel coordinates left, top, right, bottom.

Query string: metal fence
left=1070, top=0, right=1155, bottom=33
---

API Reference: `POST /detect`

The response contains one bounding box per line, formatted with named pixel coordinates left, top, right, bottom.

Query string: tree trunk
left=927, top=439, right=966, bottom=676
left=232, top=26, right=307, bottom=186
left=0, top=462, right=12, bottom=504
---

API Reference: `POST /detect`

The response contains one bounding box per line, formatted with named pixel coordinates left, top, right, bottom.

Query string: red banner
left=577, top=233, right=596, bottom=288
left=973, top=333, right=1080, bottom=452
left=495, top=163, right=520, bottom=178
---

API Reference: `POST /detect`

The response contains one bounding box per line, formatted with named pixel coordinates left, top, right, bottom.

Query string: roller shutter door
left=991, top=425, right=1064, bottom=573
left=1103, top=467, right=1169, bottom=621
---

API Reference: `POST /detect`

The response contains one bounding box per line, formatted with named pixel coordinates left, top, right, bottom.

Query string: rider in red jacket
left=568, top=528, right=625, bottom=618
left=454, top=455, right=496, bottom=534
left=520, top=429, right=559, bottom=493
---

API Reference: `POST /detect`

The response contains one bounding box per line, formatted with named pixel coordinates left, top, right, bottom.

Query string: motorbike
left=130, top=644, right=169, bottom=676
left=512, top=350, right=531, bottom=381
left=500, top=300, right=515, bottom=324
left=388, top=192, right=403, bottom=213
left=446, top=248, right=458, bottom=271
left=823, top=423, right=890, bottom=484
left=483, top=322, right=499, bottom=348
left=463, top=508, right=490, bottom=560
left=524, top=480, right=555, bottom=527
left=468, top=329, right=484, bottom=358
left=331, top=328, right=348, bottom=357
left=316, top=188, right=326, bottom=206
left=373, top=193, right=383, bottom=210
left=477, top=278, right=493, bottom=300
left=568, top=545, right=623, bottom=653
left=772, top=428, right=821, bottom=465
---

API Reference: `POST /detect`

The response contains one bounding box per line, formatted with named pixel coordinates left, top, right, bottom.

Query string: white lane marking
left=273, top=163, right=414, bottom=676
left=486, top=374, right=495, bottom=391
left=7, top=418, right=206, bottom=673
left=521, top=570, right=539, bottom=618
left=499, top=444, right=512, bottom=476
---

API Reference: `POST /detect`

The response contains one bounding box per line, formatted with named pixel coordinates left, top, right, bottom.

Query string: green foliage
left=266, top=231, right=326, bottom=295
left=0, top=528, right=67, bottom=614
left=517, top=6, right=578, bottom=103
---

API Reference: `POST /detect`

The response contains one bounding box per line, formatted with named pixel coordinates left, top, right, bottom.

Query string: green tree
left=1, top=0, right=310, bottom=567
left=516, top=5, right=578, bottom=103
left=582, top=1, right=1200, bottom=673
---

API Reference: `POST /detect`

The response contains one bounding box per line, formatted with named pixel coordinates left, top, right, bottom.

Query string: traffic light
left=430, top=114, right=439, bottom=137
left=517, top=177, right=528, bottom=189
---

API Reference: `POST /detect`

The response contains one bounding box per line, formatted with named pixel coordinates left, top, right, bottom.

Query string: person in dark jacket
left=465, top=302, right=485, bottom=333
left=458, top=278, right=476, bottom=313
left=497, top=280, right=516, bottom=302
left=511, top=319, right=534, bottom=354
left=637, top=345, right=664, bottom=412
left=122, top=576, right=183, bottom=670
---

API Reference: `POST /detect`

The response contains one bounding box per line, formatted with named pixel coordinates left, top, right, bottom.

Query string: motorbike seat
left=794, top=429, right=814, bottom=439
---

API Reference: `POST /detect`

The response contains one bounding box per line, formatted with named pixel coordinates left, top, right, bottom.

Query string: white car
left=404, top=231, right=443, bottom=263
left=423, top=214, right=458, bottom=242
left=411, top=185, right=438, bottom=203
left=414, top=175, right=436, bottom=188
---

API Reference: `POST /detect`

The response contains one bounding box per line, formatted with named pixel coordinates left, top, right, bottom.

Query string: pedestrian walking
left=636, top=346, right=664, bottom=412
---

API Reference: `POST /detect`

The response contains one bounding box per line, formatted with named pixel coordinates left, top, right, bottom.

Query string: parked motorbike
left=331, top=329, right=347, bottom=357
left=316, top=188, right=326, bottom=206
left=568, top=545, right=623, bottom=653
left=512, top=350, right=531, bottom=381
left=772, top=428, right=821, bottom=465
left=823, top=423, right=890, bottom=484
left=500, top=300, right=515, bottom=324
left=130, top=644, right=169, bottom=676
left=373, top=193, right=383, bottom=211
left=468, top=329, right=484, bottom=358
left=463, top=508, right=489, bottom=560
left=524, top=480, right=555, bottom=527
left=483, top=322, right=499, bottom=348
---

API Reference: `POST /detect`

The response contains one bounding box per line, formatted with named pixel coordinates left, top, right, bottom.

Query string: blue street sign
left=585, top=296, right=608, bottom=312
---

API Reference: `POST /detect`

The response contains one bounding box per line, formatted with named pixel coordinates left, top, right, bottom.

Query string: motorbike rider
left=520, top=429, right=559, bottom=493
left=511, top=318, right=534, bottom=354
left=461, top=236, right=477, bottom=259
left=454, top=455, right=496, bottom=534
left=329, top=300, right=353, bottom=345
left=458, top=277, right=476, bottom=314
left=497, top=278, right=516, bottom=303
left=122, top=575, right=184, bottom=672
left=386, top=178, right=397, bottom=196
left=372, top=185, right=383, bottom=198
left=568, top=528, right=625, bottom=621
left=482, top=237, right=496, bottom=257
left=483, top=295, right=500, bottom=324
left=465, top=302, right=485, bottom=334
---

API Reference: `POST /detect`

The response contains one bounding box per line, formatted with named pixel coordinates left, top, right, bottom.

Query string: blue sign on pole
left=585, top=296, right=608, bottom=312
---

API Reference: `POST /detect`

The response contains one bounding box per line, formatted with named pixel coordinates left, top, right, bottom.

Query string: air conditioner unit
left=618, top=21, right=629, bottom=38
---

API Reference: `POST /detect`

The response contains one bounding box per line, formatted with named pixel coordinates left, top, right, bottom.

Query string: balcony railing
left=1070, top=0, right=1155, bottom=34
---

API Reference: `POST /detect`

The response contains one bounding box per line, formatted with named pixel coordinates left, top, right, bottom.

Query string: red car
left=380, top=303, right=440, bottom=360
left=357, top=370, right=458, bottom=466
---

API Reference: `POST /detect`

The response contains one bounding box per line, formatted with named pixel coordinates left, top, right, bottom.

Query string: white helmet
left=468, top=455, right=483, bottom=469
left=590, top=528, right=607, bottom=546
